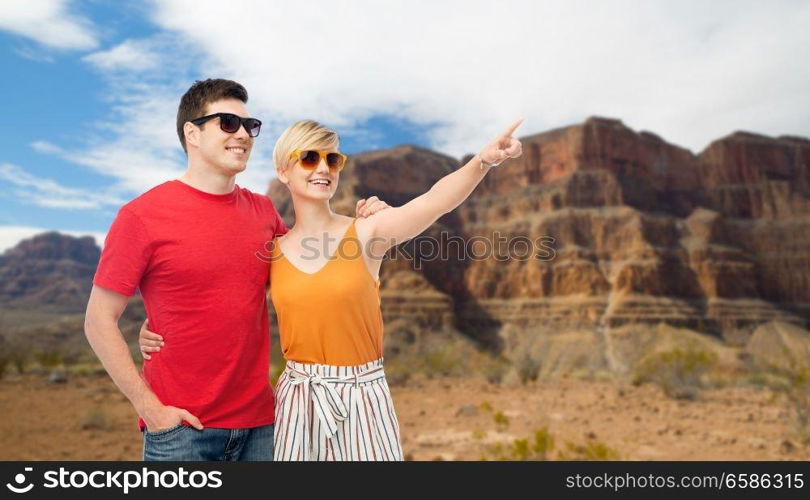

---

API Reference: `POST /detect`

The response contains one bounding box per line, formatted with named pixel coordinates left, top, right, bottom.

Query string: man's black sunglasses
left=190, top=113, right=262, bottom=137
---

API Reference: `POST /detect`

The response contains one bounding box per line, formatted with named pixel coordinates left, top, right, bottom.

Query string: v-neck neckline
left=276, top=218, right=356, bottom=276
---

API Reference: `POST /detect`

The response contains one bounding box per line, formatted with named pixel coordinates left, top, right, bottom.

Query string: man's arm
left=84, top=285, right=203, bottom=431
left=355, top=195, right=390, bottom=218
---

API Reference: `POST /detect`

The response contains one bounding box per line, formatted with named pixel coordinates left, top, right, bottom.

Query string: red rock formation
left=0, top=232, right=100, bottom=312
left=267, top=118, right=809, bottom=347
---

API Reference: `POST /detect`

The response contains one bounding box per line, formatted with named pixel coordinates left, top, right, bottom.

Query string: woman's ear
left=184, top=122, right=199, bottom=150
left=276, top=167, right=290, bottom=185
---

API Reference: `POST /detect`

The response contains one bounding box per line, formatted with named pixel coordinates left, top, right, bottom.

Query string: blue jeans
left=143, top=424, right=274, bottom=461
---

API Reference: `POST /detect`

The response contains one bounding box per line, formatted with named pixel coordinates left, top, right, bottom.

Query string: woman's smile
left=307, top=177, right=332, bottom=189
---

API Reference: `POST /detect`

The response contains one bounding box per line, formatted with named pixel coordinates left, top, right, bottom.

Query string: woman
left=142, top=118, right=522, bottom=460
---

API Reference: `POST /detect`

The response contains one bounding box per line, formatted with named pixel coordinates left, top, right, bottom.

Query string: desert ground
left=1, top=371, right=807, bottom=461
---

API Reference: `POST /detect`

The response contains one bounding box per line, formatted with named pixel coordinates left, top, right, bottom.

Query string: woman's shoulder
left=334, top=214, right=355, bottom=225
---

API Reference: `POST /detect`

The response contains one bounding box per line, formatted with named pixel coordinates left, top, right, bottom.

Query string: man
left=84, top=79, right=388, bottom=461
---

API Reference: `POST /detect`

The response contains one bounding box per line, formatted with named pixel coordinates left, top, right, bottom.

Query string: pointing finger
left=500, top=118, right=524, bottom=139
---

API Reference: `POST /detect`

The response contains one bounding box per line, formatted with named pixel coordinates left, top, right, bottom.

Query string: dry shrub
left=745, top=346, right=810, bottom=444
left=516, top=352, right=541, bottom=385
left=485, top=427, right=555, bottom=461
left=383, top=331, right=503, bottom=384
left=482, top=427, right=618, bottom=461
left=633, top=345, right=718, bottom=399
left=558, top=440, right=620, bottom=461
left=34, top=350, right=63, bottom=370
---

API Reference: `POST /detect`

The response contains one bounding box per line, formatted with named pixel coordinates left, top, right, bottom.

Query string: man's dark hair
left=176, top=79, right=248, bottom=153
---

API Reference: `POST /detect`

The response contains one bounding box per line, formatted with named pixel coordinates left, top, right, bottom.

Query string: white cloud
left=30, top=141, right=63, bottom=154
left=0, top=163, right=124, bottom=210
left=28, top=36, right=192, bottom=196
left=0, top=0, right=97, bottom=50
left=25, top=0, right=810, bottom=209
left=59, top=85, right=190, bottom=194
left=147, top=0, right=810, bottom=155
left=0, top=225, right=105, bottom=253
left=83, top=39, right=160, bottom=72
left=62, top=32, right=280, bottom=196
left=35, top=33, right=205, bottom=196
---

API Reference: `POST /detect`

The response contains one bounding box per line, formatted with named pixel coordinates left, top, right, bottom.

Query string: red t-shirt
left=93, top=180, right=287, bottom=429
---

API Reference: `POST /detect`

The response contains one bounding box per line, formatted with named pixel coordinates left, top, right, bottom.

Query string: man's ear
left=184, top=122, right=199, bottom=150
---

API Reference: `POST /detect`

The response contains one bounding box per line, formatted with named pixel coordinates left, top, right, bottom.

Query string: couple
left=85, top=78, right=522, bottom=461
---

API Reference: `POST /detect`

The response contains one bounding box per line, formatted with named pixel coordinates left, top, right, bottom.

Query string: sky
left=0, top=0, right=808, bottom=252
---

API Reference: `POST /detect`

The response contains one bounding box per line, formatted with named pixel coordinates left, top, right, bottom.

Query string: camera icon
left=6, top=467, right=34, bottom=494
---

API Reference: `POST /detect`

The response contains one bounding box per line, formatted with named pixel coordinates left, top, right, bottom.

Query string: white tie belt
left=286, top=365, right=386, bottom=439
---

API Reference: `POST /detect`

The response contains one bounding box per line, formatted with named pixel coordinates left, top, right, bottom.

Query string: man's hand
left=134, top=319, right=202, bottom=431
left=142, top=399, right=204, bottom=432
left=356, top=195, right=391, bottom=218
left=139, top=319, right=163, bottom=361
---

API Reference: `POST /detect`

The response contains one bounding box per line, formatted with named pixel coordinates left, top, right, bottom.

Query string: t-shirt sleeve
left=275, top=214, right=289, bottom=237
left=270, top=203, right=289, bottom=237
left=261, top=197, right=287, bottom=288
left=93, top=206, right=153, bottom=296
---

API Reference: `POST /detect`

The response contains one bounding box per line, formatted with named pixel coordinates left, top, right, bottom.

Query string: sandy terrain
left=0, top=372, right=807, bottom=461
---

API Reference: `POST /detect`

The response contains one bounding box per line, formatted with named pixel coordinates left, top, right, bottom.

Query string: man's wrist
left=133, top=389, right=162, bottom=417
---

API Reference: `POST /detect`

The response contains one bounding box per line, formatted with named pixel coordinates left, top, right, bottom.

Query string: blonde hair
left=273, top=120, right=340, bottom=172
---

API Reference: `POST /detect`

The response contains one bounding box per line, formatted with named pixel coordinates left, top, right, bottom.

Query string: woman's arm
left=359, top=119, right=523, bottom=257
left=139, top=318, right=163, bottom=360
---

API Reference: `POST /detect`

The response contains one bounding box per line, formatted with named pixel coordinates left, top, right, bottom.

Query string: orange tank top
left=269, top=218, right=384, bottom=365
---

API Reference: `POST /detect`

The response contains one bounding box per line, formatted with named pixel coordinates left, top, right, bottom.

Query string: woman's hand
left=357, top=119, right=524, bottom=256
left=139, top=319, right=163, bottom=361
left=478, top=119, right=524, bottom=166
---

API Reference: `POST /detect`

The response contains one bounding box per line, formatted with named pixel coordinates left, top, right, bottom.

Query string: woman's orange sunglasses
left=290, top=149, right=347, bottom=171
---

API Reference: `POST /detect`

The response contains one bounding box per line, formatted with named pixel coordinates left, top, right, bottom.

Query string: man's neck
left=178, top=165, right=236, bottom=195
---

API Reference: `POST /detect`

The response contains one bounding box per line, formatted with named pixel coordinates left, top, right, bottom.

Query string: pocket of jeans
left=144, top=423, right=185, bottom=438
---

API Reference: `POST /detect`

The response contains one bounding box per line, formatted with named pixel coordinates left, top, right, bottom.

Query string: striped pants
left=273, top=358, right=403, bottom=461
